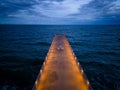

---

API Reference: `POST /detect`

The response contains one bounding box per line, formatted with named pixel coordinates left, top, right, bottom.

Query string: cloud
left=0, top=0, right=120, bottom=24
left=107, top=0, right=120, bottom=14
left=31, top=0, right=93, bottom=17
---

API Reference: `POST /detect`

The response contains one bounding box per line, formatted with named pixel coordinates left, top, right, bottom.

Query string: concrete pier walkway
left=33, top=35, right=92, bottom=90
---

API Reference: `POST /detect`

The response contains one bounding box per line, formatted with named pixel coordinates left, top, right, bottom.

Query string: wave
left=96, top=51, right=119, bottom=56
left=0, top=50, right=17, bottom=54
left=0, top=56, right=44, bottom=69
left=25, top=42, right=50, bottom=46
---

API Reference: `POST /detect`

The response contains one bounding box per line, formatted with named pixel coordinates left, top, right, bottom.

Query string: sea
left=0, top=25, right=120, bottom=90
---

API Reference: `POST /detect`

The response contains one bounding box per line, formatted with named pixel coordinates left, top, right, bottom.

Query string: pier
left=33, top=35, right=92, bottom=90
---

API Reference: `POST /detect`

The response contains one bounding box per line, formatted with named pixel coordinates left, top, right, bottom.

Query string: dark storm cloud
left=0, top=0, right=120, bottom=24
left=0, top=0, right=36, bottom=17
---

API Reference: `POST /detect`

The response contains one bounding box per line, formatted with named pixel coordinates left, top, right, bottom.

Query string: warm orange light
left=87, top=80, right=89, bottom=85
left=81, top=69, right=83, bottom=73
left=35, top=80, right=38, bottom=85
left=40, top=70, right=42, bottom=74
left=33, top=35, right=91, bottom=90
left=43, top=62, right=45, bottom=66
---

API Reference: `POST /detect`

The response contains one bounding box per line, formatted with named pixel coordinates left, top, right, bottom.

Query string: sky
left=0, top=0, right=120, bottom=24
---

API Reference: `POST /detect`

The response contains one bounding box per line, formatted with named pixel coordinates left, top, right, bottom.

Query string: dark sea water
left=0, top=25, right=120, bottom=90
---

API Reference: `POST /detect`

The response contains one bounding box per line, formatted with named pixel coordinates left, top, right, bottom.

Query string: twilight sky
left=0, top=0, right=120, bottom=24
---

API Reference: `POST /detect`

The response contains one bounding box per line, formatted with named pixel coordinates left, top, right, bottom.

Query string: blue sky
left=0, top=0, right=120, bottom=24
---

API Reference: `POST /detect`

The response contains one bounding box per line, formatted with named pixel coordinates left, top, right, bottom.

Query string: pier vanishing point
left=33, top=35, right=92, bottom=90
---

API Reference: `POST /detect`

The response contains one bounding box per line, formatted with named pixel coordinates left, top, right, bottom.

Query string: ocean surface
left=0, top=25, right=120, bottom=90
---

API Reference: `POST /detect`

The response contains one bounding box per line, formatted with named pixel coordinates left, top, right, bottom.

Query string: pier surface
left=33, top=35, right=91, bottom=90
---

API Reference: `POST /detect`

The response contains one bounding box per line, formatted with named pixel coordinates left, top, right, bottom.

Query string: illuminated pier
left=33, top=35, right=92, bottom=90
